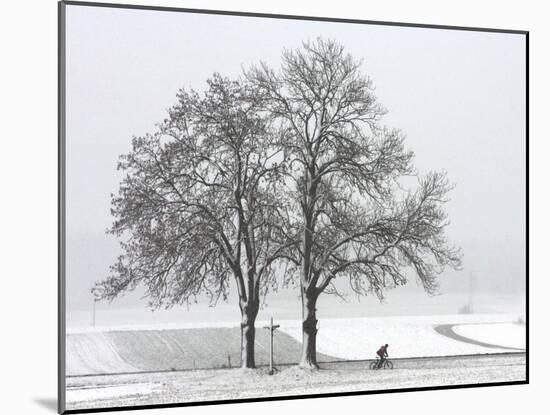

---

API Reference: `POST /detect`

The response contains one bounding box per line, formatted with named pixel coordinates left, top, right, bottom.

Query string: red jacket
left=377, top=345, right=388, bottom=357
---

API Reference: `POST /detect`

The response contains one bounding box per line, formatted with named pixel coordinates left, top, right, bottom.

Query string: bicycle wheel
left=384, top=360, right=394, bottom=370
left=370, top=361, right=379, bottom=370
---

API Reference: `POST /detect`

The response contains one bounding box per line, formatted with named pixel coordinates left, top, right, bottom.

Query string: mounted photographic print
left=58, top=1, right=528, bottom=413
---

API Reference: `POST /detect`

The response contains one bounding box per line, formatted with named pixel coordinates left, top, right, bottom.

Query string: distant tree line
left=94, top=38, right=462, bottom=369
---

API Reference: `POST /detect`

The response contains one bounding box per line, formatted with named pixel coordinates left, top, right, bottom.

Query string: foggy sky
left=64, top=5, right=526, bottom=321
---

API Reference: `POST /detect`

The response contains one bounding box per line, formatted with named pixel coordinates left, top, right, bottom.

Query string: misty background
left=65, top=6, right=526, bottom=328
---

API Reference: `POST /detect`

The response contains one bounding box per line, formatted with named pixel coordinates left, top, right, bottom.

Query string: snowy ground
left=65, top=353, right=526, bottom=411
left=66, top=327, right=337, bottom=376
left=277, top=314, right=525, bottom=359
left=64, top=314, right=526, bottom=411
left=66, top=332, right=137, bottom=375
left=453, top=322, right=525, bottom=350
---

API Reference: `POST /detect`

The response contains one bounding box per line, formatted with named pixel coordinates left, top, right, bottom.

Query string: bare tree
left=94, top=74, right=291, bottom=368
left=247, top=39, right=462, bottom=368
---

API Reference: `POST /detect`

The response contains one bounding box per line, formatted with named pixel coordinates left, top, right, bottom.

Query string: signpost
left=264, top=317, right=280, bottom=375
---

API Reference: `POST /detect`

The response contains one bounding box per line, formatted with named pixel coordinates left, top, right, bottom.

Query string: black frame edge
left=525, top=31, right=530, bottom=384
left=62, top=380, right=529, bottom=414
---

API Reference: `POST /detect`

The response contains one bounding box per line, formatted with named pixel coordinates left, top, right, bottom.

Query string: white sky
left=64, top=4, right=526, bottom=322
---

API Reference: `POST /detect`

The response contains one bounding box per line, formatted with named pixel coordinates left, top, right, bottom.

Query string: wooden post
left=264, top=316, right=280, bottom=375
left=228, top=353, right=231, bottom=369
left=269, top=317, right=274, bottom=375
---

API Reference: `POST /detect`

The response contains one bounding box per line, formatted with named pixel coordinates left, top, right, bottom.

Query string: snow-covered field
left=65, top=313, right=525, bottom=376
left=65, top=326, right=339, bottom=376
left=277, top=314, right=525, bottom=360
left=66, top=332, right=137, bottom=375
left=67, top=292, right=525, bottom=329
left=453, top=322, right=525, bottom=349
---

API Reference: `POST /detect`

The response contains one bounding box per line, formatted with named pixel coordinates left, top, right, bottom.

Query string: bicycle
left=369, top=357, right=394, bottom=370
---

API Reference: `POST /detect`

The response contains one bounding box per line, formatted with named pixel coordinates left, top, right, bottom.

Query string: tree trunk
left=240, top=301, right=259, bottom=369
left=299, top=290, right=319, bottom=369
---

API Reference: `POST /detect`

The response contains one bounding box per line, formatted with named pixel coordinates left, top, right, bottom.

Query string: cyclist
left=376, top=344, right=389, bottom=368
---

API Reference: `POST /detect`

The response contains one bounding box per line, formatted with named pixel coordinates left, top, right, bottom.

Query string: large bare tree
left=94, top=74, right=291, bottom=368
left=247, top=39, right=462, bottom=368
